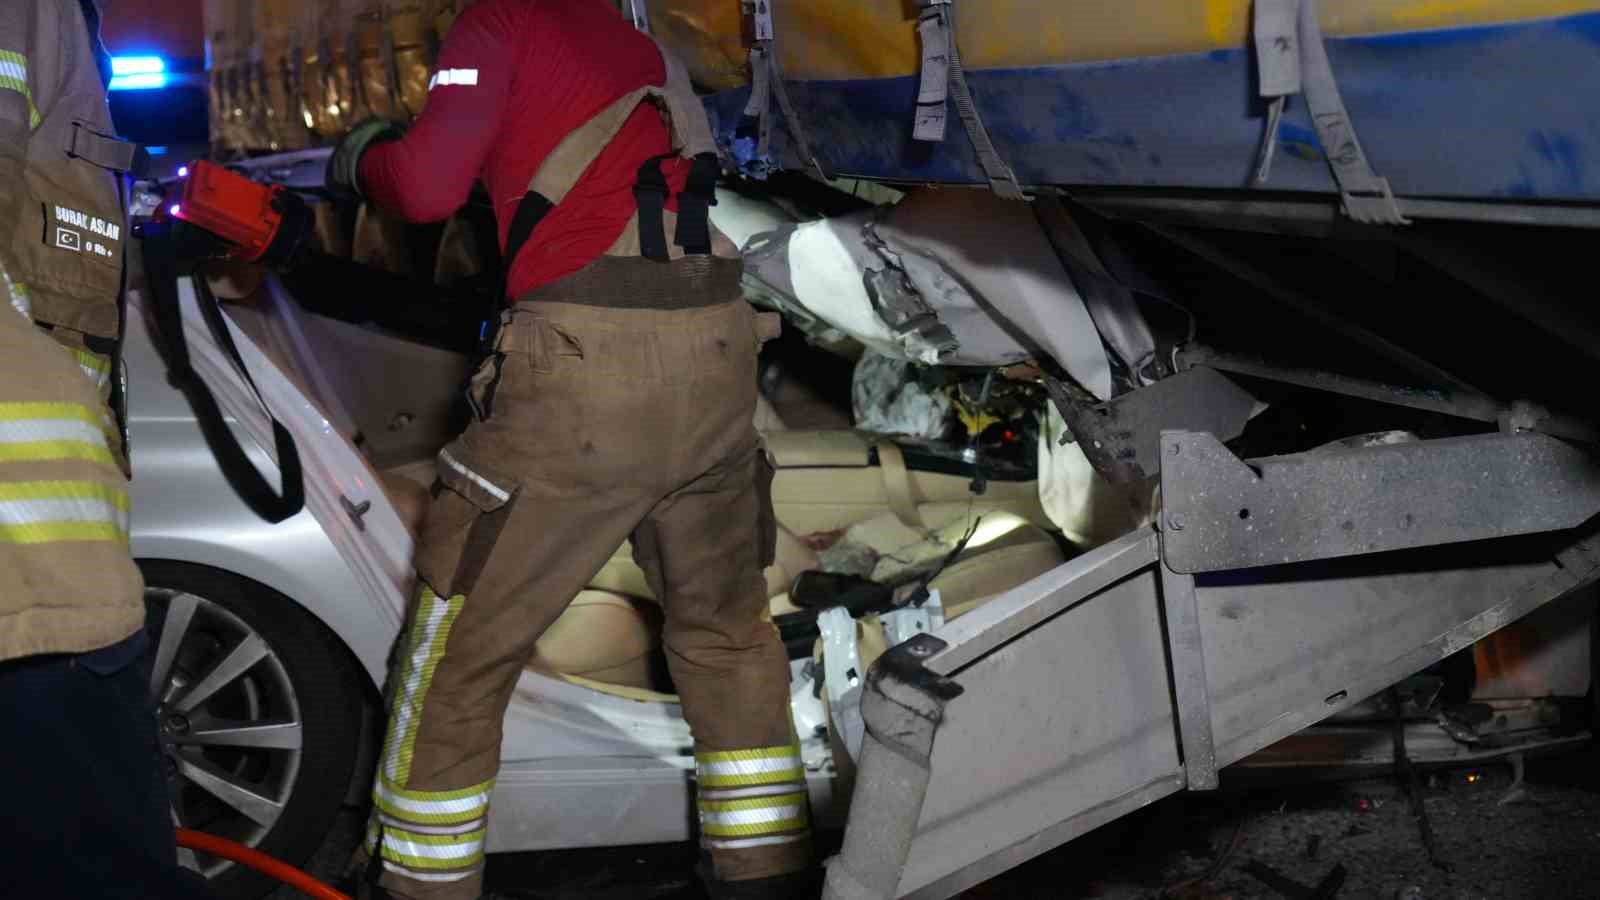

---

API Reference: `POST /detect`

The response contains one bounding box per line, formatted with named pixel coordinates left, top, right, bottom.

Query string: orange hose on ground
left=175, top=828, right=352, bottom=900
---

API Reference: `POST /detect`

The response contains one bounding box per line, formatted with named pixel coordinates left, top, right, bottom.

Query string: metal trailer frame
left=825, top=426, right=1600, bottom=900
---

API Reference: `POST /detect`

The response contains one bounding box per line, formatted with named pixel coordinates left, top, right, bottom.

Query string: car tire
left=139, top=560, right=374, bottom=900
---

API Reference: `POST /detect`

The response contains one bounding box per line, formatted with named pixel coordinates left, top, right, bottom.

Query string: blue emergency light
left=109, top=56, right=167, bottom=91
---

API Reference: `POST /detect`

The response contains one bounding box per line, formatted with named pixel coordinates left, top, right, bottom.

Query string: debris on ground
left=338, top=752, right=1600, bottom=900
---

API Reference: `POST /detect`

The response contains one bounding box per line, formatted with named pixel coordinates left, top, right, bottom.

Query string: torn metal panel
left=872, top=190, right=1111, bottom=397
left=1051, top=367, right=1260, bottom=484
left=859, top=236, right=963, bottom=363
left=1161, top=430, right=1600, bottom=574
left=719, top=188, right=1112, bottom=396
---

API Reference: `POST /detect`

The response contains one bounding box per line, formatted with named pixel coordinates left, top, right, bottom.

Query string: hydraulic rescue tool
left=159, top=159, right=315, bottom=266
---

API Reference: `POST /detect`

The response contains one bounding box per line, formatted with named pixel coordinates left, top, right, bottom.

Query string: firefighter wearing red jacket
left=326, top=2, right=813, bottom=898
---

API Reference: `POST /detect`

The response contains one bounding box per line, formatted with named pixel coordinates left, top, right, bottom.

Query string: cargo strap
left=504, top=36, right=721, bottom=269
left=742, top=0, right=830, bottom=181
left=1252, top=0, right=1409, bottom=226
left=912, top=0, right=1025, bottom=201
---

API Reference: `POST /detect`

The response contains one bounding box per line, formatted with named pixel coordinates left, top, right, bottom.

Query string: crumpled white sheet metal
left=871, top=190, right=1111, bottom=398
left=716, top=187, right=1114, bottom=399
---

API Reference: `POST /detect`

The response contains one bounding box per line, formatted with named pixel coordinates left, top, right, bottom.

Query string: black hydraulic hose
left=138, top=220, right=306, bottom=523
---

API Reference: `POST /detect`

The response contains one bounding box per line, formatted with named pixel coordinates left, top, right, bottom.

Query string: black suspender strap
left=509, top=153, right=716, bottom=273
left=503, top=190, right=555, bottom=277
left=673, top=152, right=719, bottom=257
left=633, top=154, right=673, bottom=263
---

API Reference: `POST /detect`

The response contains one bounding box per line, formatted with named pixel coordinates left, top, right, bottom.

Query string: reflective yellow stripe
left=0, top=520, right=125, bottom=544
left=699, top=789, right=810, bottom=838
left=0, top=481, right=129, bottom=545
left=373, top=773, right=493, bottom=826
left=698, top=791, right=808, bottom=813
left=378, top=824, right=487, bottom=871
left=702, top=816, right=809, bottom=838
left=62, top=346, right=112, bottom=389
left=381, top=586, right=467, bottom=786
left=0, top=50, right=40, bottom=129
left=697, top=768, right=806, bottom=788
left=397, top=591, right=464, bottom=780
left=373, top=793, right=486, bottom=827
left=0, top=480, right=129, bottom=509
left=384, top=826, right=486, bottom=847
left=695, top=743, right=805, bottom=788
left=0, top=440, right=115, bottom=466
left=697, top=746, right=801, bottom=763
left=0, top=403, right=101, bottom=425
left=64, top=347, right=111, bottom=375
left=379, top=850, right=478, bottom=871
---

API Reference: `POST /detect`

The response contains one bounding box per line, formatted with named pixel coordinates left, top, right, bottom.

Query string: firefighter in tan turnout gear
left=328, top=2, right=815, bottom=898
left=0, top=2, right=213, bottom=898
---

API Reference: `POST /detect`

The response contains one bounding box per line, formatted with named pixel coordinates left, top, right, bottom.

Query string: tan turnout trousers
left=362, top=257, right=809, bottom=898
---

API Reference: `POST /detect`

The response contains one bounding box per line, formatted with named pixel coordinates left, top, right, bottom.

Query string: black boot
left=333, top=845, right=394, bottom=900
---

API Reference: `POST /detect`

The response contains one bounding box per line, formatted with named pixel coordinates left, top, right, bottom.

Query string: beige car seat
left=532, top=425, right=1068, bottom=693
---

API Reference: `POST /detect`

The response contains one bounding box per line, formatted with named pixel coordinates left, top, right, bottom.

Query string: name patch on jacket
left=45, top=203, right=120, bottom=260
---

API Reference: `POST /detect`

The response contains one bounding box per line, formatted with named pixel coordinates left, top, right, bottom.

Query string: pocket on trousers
left=417, top=446, right=519, bottom=597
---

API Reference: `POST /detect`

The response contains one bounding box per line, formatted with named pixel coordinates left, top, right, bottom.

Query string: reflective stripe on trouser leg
left=367, top=585, right=488, bottom=885
left=696, top=744, right=810, bottom=851
left=365, top=779, right=494, bottom=884
left=381, top=585, right=465, bottom=785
